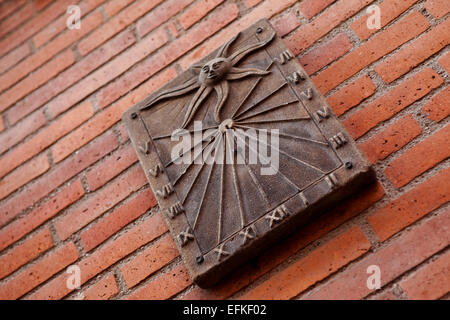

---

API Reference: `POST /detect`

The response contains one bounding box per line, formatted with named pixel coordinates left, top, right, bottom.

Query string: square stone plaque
left=122, top=19, right=374, bottom=288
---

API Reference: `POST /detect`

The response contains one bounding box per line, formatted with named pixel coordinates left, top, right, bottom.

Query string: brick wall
left=0, top=0, right=448, bottom=300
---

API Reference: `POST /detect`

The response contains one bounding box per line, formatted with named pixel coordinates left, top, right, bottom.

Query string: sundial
left=122, top=19, right=374, bottom=287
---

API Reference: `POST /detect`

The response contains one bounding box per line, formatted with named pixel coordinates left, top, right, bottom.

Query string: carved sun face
left=140, top=32, right=276, bottom=129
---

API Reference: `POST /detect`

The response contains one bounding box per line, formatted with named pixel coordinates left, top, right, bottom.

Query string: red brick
left=183, top=182, right=384, bottom=299
left=0, top=111, right=46, bottom=155
left=243, top=0, right=262, bottom=9
left=368, top=167, right=450, bottom=241
left=370, top=287, right=401, bottom=300
left=178, top=0, right=223, bottom=30
left=326, top=75, right=376, bottom=116
left=0, top=50, right=75, bottom=113
left=126, top=264, right=192, bottom=300
left=351, top=0, right=419, bottom=40
left=385, top=124, right=450, bottom=187
left=0, top=2, right=33, bottom=39
left=422, top=87, right=450, bottom=122
left=86, top=144, right=138, bottom=191
left=286, top=0, right=374, bottom=56
left=0, top=153, right=50, bottom=201
left=104, top=0, right=134, bottom=17
left=48, top=29, right=168, bottom=119
left=425, top=0, right=450, bottom=18
left=121, top=234, right=179, bottom=288
left=80, top=189, right=156, bottom=252
left=78, top=0, right=164, bottom=56
left=27, top=214, right=167, bottom=299
left=0, top=101, right=94, bottom=179
left=0, top=180, right=84, bottom=252
left=240, top=227, right=371, bottom=299
left=0, top=11, right=103, bottom=93
left=0, top=242, right=78, bottom=300
left=0, top=132, right=118, bottom=227
left=359, top=115, right=422, bottom=163
left=32, top=0, right=106, bottom=48
left=272, top=12, right=301, bottom=37
left=97, top=66, right=177, bottom=109
left=0, top=0, right=26, bottom=21
left=81, top=274, right=119, bottom=300
left=305, top=209, right=450, bottom=299
left=0, top=117, right=3, bottom=132
left=312, top=12, right=430, bottom=94
left=298, top=0, right=337, bottom=19
left=400, top=250, right=450, bottom=299
left=343, top=68, right=443, bottom=139
left=138, top=0, right=194, bottom=37
left=375, top=18, right=450, bottom=83
left=439, top=51, right=450, bottom=72
left=299, top=33, right=352, bottom=75
left=167, top=21, right=179, bottom=38
left=9, top=30, right=136, bottom=125
left=0, top=228, right=53, bottom=280
left=0, top=43, right=30, bottom=75
left=55, top=166, right=147, bottom=240
left=179, top=0, right=295, bottom=70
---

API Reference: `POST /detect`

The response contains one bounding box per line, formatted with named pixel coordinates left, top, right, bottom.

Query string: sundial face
left=123, top=19, right=374, bottom=287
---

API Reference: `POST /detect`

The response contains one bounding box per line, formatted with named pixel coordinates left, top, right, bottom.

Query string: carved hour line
left=230, top=61, right=274, bottom=118
left=233, top=131, right=301, bottom=191
left=226, top=132, right=246, bottom=228
left=234, top=124, right=329, bottom=147
left=236, top=116, right=310, bottom=126
left=237, top=130, right=326, bottom=175
left=233, top=81, right=287, bottom=119
left=152, top=125, right=219, bottom=140
left=172, top=133, right=219, bottom=186
left=180, top=136, right=221, bottom=204
left=234, top=100, right=298, bottom=122
left=217, top=137, right=225, bottom=244
left=193, top=134, right=223, bottom=230
left=164, top=130, right=218, bottom=168
left=232, top=132, right=271, bottom=208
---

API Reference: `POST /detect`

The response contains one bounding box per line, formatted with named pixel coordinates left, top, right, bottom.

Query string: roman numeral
left=314, top=106, right=330, bottom=122
left=287, top=71, right=304, bottom=84
left=149, top=164, right=162, bottom=177
left=301, top=88, right=313, bottom=100
left=167, top=202, right=184, bottom=219
left=325, top=173, right=339, bottom=189
left=276, top=50, right=294, bottom=64
left=156, top=183, right=174, bottom=199
left=329, top=132, right=347, bottom=148
left=265, top=204, right=289, bottom=228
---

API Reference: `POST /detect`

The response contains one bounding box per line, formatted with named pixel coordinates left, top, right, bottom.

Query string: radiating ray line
left=226, top=131, right=246, bottom=228
left=217, top=135, right=225, bottom=244
left=236, top=116, right=310, bottom=126
left=234, top=124, right=329, bottom=146
left=180, top=134, right=220, bottom=204
left=230, top=61, right=274, bottom=118
left=233, top=131, right=301, bottom=191
left=235, top=129, right=326, bottom=174
left=233, top=81, right=287, bottom=119
left=164, top=129, right=218, bottom=168
left=193, top=134, right=223, bottom=229
left=152, top=125, right=218, bottom=140
left=172, top=132, right=220, bottom=186
left=234, top=100, right=298, bottom=122
left=231, top=131, right=271, bottom=209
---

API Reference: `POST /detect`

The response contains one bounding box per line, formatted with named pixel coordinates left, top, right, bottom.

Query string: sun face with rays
left=140, top=32, right=276, bottom=129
